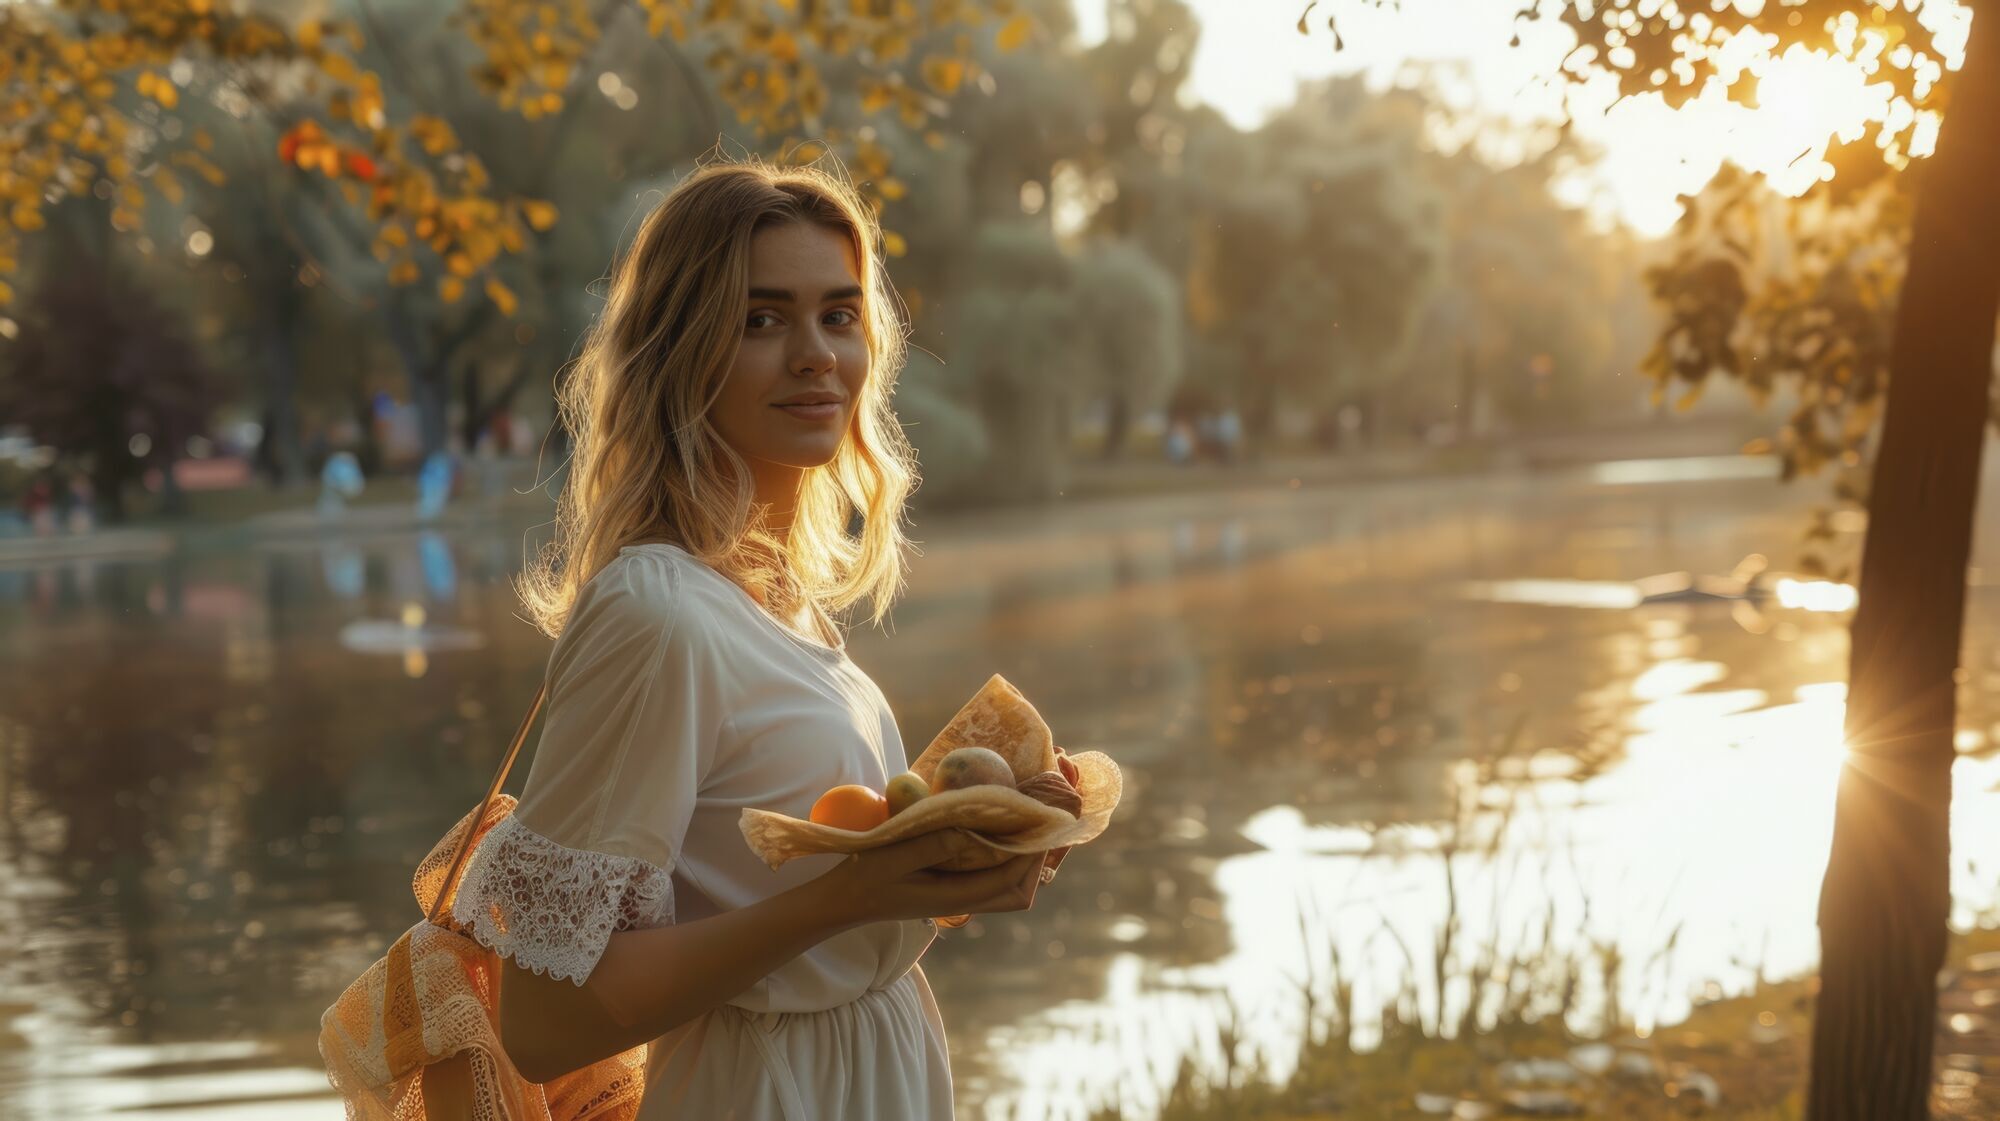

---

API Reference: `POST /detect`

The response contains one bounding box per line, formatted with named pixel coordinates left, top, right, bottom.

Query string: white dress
left=449, top=542, right=953, bottom=1119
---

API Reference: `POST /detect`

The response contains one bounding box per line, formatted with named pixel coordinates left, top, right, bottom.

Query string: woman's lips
left=775, top=402, right=841, bottom=421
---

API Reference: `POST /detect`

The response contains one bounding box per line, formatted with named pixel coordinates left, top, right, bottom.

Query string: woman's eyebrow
left=747, top=285, right=864, bottom=303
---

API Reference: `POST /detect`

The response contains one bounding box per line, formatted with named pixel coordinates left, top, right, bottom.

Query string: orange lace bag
left=318, top=684, right=650, bottom=1120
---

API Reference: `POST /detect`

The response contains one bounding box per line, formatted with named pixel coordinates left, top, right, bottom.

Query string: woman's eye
left=826, top=309, right=859, bottom=327
left=747, top=312, right=778, bottom=329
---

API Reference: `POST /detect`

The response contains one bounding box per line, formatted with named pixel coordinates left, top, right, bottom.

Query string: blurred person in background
left=63, top=472, right=94, bottom=534
left=22, top=474, right=56, bottom=536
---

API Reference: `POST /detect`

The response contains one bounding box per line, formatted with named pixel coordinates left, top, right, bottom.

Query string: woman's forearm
left=500, top=871, right=867, bottom=1083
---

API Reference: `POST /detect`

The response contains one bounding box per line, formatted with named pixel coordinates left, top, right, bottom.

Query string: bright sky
left=1070, top=0, right=1970, bottom=237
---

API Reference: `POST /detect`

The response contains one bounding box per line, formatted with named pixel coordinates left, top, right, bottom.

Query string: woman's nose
left=792, top=338, right=837, bottom=375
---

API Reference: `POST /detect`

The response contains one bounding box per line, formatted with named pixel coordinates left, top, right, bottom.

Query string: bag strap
left=425, top=681, right=549, bottom=927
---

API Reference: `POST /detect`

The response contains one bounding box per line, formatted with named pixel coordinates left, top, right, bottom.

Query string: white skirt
left=638, top=965, right=954, bottom=1119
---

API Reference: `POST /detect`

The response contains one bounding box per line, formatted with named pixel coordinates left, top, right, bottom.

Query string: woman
left=450, top=157, right=1062, bottom=1116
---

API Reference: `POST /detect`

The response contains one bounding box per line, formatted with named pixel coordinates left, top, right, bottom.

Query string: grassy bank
left=1095, top=925, right=2000, bottom=1121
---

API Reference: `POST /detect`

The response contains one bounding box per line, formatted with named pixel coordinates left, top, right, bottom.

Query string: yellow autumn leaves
left=997, top=13, right=1032, bottom=52
left=434, top=275, right=515, bottom=315
left=0, top=0, right=1041, bottom=309
left=133, top=71, right=179, bottom=109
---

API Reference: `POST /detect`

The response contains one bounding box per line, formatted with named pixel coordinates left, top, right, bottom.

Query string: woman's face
left=711, top=220, right=870, bottom=494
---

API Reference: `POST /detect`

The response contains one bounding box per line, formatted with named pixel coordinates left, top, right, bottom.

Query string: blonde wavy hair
left=516, top=154, right=919, bottom=640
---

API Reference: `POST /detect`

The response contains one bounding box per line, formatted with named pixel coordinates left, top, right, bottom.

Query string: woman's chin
left=768, top=441, right=843, bottom=471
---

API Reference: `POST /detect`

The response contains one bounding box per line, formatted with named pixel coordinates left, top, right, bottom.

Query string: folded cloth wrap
left=739, top=674, right=1121, bottom=874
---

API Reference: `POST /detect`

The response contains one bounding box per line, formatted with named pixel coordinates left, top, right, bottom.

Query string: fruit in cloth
left=885, top=771, right=930, bottom=817
left=809, top=784, right=890, bottom=832
left=1054, top=745, right=1081, bottom=789
left=1015, top=770, right=1083, bottom=818
left=913, top=674, right=1056, bottom=785
left=929, top=746, right=1015, bottom=794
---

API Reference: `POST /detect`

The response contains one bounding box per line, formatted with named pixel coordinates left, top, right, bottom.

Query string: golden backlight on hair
left=515, top=153, right=919, bottom=639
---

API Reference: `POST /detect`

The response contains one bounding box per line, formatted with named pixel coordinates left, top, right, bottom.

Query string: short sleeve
left=450, top=551, right=716, bottom=985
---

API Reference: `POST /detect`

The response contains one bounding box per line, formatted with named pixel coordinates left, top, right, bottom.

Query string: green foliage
left=0, top=0, right=1035, bottom=466
left=949, top=222, right=1081, bottom=500
left=3, top=0, right=1673, bottom=493
left=1643, top=167, right=1907, bottom=578
left=1539, top=0, right=1949, bottom=179
left=1303, top=0, right=1966, bottom=567
left=1, top=226, right=221, bottom=518
left=1396, top=118, right=1650, bottom=435
left=1069, top=239, right=1183, bottom=410
left=1171, top=78, right=1440, bottom=439
left=1305, top=0, right=1958, bottom=374
left=892, top=349, right=991, bottom=505
left=1648, top=168, right=1903, bottom=462
left=1315, top=0, right=1949, bottom=176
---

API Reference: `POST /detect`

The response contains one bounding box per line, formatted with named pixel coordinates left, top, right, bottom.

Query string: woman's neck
left=749, top=460, right=804, bottom=546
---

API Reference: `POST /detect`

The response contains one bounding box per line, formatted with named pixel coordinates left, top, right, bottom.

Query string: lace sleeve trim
left=447, top=813, right=675, bottom=986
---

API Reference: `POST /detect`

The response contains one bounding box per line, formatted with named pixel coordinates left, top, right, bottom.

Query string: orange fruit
left=810, top=784, right=890, bottom=832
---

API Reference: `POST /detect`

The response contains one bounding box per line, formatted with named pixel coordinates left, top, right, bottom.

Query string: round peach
left=929, top=746, right=1014, bottom=794
left=885, top=771, right=930, bottom=817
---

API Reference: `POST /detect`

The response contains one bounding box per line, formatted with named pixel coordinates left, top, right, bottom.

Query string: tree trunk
left=157, top=457, right=186, bottom=517
left=975, top=368, right=1059, bottom=501
left=1807, top=8, right=2000, bottom=1119
left=92, top=455, right=131, bottom=524
left=464, top=355, right=545, bottom=454
left=1102, top=390, right=1129, bottom=461
left=353, top=392, right=383, bottom=478
left=257, top=320, right=305, bottom=486
left=1457, top=345, right=1477, bottom=442
left=412, top=365, right=451, bottom=461
left=253, top=255, right=308, bottom=488
left=460, top=359, right=485, bottom=452
left=1241, top=342, right=1276, bottom=463
left=384, top=302, right=474, bottom=463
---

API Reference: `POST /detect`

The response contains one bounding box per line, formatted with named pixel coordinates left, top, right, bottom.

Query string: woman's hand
left=1041, top=743, right=1082, bottom=885
left=815, top=743, right=1084, bottom=928
left=1041, top=843, right=1072, bottom=883
left=812, top=828, right=1049, bottom=928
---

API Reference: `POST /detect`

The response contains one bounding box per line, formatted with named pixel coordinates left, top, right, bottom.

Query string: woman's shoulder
left=547, top=547, right=740, bottom=685
left=572, top=543, right=739, bottom=637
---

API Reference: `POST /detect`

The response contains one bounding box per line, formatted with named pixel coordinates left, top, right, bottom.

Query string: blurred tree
left=1179, top=78, right=1437, bottom=456
left=950, top=221, right=1080, bottom=501
left=1394, top=112, right=1643, bottom=439
left=0, top=0, right=539, bottom=320
left=942, top=228, right=1179, bottom=481
left=945, top=0, right=1093, bottom=226
left=1, top=230, right=220, bottom=521
left=853, top=1, right=1158, bottom=489
left=1069, top=239, right=1181, bottom=459
left=1075, top=15, right=1438, bottom=458
left=879, top=0, right=1089, bottom=344
left=890, top=349, right=991, bottom=506
left=1310, top=1, right=1994, bottom=1114
left=175, top=125, right=326, bottom=486
left=1074, top=0, right=1202, bottom=267
left=1650, top=166, right=1903, bottom=540
left=0, top=0, right=1039, bottom=460
left=323, top=0, right=718, bottom=464
left=1576, top=11, right=1990, bottom=1120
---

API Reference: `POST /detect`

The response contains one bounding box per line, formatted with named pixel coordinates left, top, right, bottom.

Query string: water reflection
left=1774, top=577, right=1859, bottom=613
left=958, top=650, right=2000, bottom=1118
left=1459, top=578, right=1642, bottom=610
left=1584, top=455, right=1780, bottom=486
left=3, top=466, right=1999, bottom=1119
left=321, top=544, right=364, bottom=602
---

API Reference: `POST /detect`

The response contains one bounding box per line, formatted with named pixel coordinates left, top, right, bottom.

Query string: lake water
left=4, top=456, right=2000, bottom=1119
